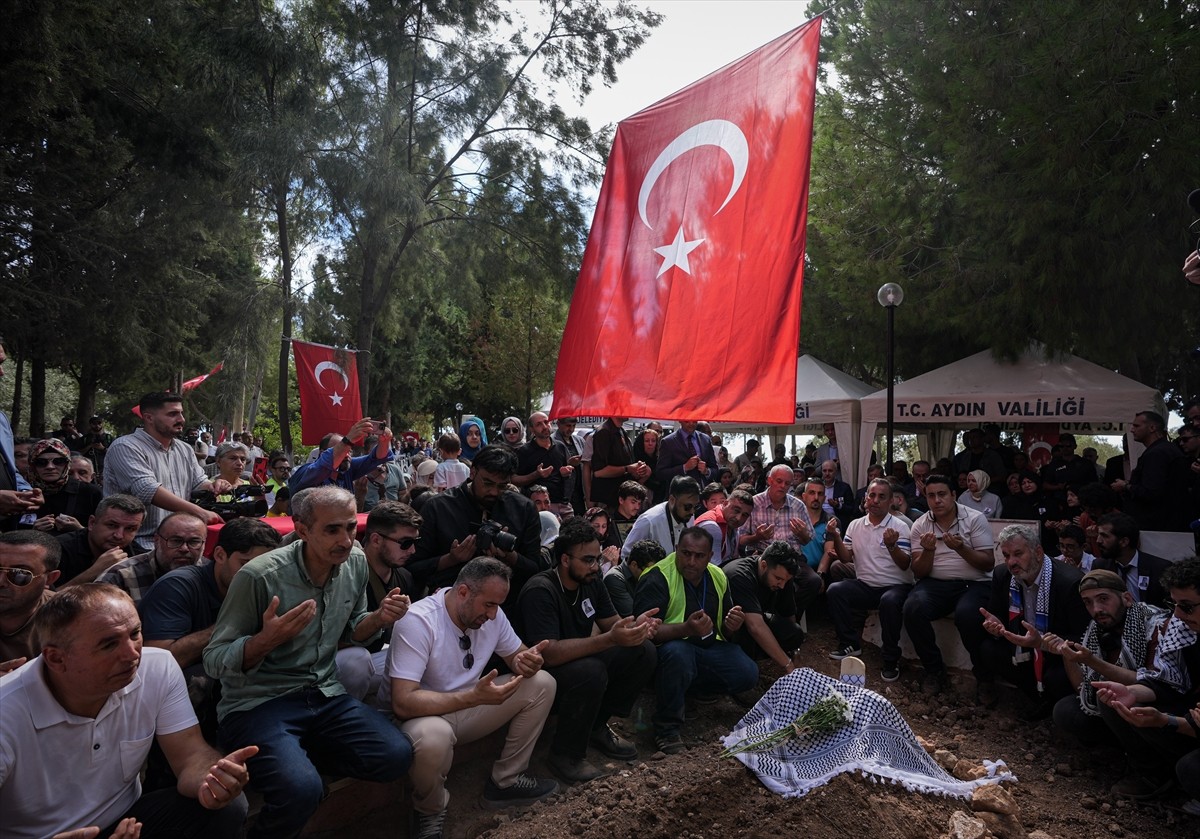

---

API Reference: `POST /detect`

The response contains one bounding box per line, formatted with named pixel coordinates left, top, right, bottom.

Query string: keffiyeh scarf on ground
left=722, top=668, right=1016, bottom=799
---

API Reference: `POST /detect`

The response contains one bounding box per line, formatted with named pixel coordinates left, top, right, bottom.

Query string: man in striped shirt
left=826, top=477, right=915, bottom=682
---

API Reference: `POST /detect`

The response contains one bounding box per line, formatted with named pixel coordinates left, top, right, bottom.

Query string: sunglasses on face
left=34, top=457, right=69, bottom=468
left=459, top=634, right=474, bottom=669
left=504, top=427, right=521, bottom=435
left=1167, top=599, right=1199, bottom=616
left=380, top=534, right=420, bottom=550
left=0, top=567, right=45, bottom=587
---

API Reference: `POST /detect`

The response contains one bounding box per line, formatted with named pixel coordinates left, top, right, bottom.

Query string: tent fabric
left=857, top=345, right=1162, bottom=471
left=711, top=355, right=876, bottom=487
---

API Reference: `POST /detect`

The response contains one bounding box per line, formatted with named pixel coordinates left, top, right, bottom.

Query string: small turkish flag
left=181, top=361, right=224, bottom=393
left=292, top=340, right=363, bottom=445
left=552, top=17, right=821, bottom=423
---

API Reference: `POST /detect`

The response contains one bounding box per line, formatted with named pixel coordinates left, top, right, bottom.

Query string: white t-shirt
left=908, top=504, right=994, bottom=582
left=0, top=648, right=197, bottom=839
left=843, top=514, right=914, bottom=588
left=433, top=459, right=470, bottom=490
left=385, top=590, right=522, bottom=696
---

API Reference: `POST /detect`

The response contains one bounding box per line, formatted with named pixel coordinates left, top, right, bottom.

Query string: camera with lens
left=475, top=519, right=518, bottom=554
left=191, top=484, right=268, bottom=522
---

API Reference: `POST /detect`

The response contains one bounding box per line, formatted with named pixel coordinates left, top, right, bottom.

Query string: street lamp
left=876, top=282, right=905, bottom=469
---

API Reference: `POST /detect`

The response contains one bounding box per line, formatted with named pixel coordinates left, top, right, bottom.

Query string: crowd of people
left=1, top=368, right=1199, bottom=836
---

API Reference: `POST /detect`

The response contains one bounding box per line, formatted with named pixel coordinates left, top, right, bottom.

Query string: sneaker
left=921, top=669, right=949, bottom=696
left=412, top=809, right=447, bottom=839
left=482, top=773, right=559, bottom=808
left=655, top=733, right=685, bottom=755
left=1110, top=775, right=1173, bottom=800
left=829, top=644, right=862, bottom=660
left=975, top=680, right=999, bottom=709
left=548, top=753, right=611, bottom=784
left=881, top=662, right=900, bottom=682
left=589, top=724, right=638, bottom=760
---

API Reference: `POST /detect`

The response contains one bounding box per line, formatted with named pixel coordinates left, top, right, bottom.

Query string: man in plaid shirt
left=738, top=464, right=816, bottom=557
left=98, top=512, right=207, bottom=610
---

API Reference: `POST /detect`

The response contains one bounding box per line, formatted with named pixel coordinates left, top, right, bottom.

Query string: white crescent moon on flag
left=313, top=361, right=349, bottom=391
left=637, top=119, right=749, bottom=229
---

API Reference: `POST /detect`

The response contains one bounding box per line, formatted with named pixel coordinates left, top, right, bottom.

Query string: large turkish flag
left=292, top=340, right=363, bottom=445
left=551, top=18, right=821, bottom=423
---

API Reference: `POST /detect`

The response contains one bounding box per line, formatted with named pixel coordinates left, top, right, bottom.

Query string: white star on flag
left=653, top=225, right=705, bottom=277
left=329, top=392, right=344, bottom=406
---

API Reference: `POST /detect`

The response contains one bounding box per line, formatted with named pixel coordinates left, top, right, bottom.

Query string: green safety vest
left=651, top=555, right=729, bottom=641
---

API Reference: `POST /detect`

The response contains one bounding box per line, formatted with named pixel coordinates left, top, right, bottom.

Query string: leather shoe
left=548, top=753, right=611, bottom=784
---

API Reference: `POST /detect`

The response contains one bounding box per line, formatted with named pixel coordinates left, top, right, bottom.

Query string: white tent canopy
left=858, top=345, right=1163, bottom=468
left=712, top=354, right=877, bottom=487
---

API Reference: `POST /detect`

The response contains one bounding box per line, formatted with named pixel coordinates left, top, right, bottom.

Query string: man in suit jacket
left=977, top=523, right=1089, bottom=712
left=818, top=459, right=855, bottom=530
left=654, top=421, right=718, bottom=487
left=1112, top=411, right=1185, bottom=531
left=1091, top=512, right=1172, bottom=608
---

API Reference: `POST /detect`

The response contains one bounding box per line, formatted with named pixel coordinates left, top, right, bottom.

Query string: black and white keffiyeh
left=722, top=669, right=1016, bottom=799
left=1137, top=614, right=1198, bottom=694
left=1078, top=602, right=1168, bottom=715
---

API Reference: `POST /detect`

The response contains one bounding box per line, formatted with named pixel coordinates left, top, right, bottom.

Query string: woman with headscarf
left=959, top=469, right=1003, bottom=520
left=26, top=439, right=101, bottom=532
left=458, top=417, right=489, bottom=463
left=498, top=416, right=525, bottom=450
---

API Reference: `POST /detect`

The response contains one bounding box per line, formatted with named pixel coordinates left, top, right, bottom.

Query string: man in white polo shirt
left=0, top=583, right=254, bottom=839
left=826, top=478, right=914, bottom=682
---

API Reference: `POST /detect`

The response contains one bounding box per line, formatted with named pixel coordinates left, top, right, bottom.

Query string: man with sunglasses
left=0, top=530, right=61, bottom=671
left=97, top=512, right=208, bottom=611
left=1094, top=557, right=1200, bottom=807
left=619, top=475, right=700, bottom=561
left=388, top=557, right=557, bottom=839
left=515, top=518, right=659, bottom=783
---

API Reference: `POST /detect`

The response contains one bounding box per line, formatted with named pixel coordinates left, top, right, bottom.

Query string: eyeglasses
left=503, top=427, right=521, bottom=435
left=459, top=634, right=474, bottom=669
left=575, top=554, right=602, bottom=568
left=379, top=534, right=420, bottom=550
left=0, top=567, right=45, bottom=587
left=1166, top=599, right=1199, bottom=616
left=272, top=464, right=292, bottom=472
left=159, top=537, right=206, bottom=550
left=33, top=457, right=69, bottom=468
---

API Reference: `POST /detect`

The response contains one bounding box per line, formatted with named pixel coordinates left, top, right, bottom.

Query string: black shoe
left=829, top=644, right=863, bottom=661
left=482, top=773, right=559, bottom=808
left=921, top=669, right=949, bottom=696
left=975, top=680, right=999, bottom=709
left=412, top=809, right=447, bottom=839
left=548, top=753, right=611, bottom=784
left=655, top=733, right=685, bottom=755
left=1110, top=775, right=1174, bottom=800
left=881, top=662, right=900, bottom=682
left=589, top=724, right=638, bottom=760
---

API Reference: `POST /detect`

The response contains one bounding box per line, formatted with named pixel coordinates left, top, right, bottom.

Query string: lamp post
left=876, top=282, right=905, bottom=469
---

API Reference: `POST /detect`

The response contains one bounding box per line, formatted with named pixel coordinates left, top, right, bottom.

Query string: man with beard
left=695, top=486, right=755, bottom=567
left=408, top=445, right=541, bottom=608
left=723, top=541, right=808, bottom=674
left=514, top=412, right=575, bottom=518
left=654, top=421, right=718, bottom=486
left=203, top=486, right=413, bottom=839
left=388, top=558, right=558, bottom=839
left=1092, top=513, right=1172, bottom=608
left=0, top=531, right=60, bottom=671
left=97, top=512, right=208, bottom=610
left=515, top=518, right=658, bottom=782
left=1044, top=569, right=1170, bottom=745
left=977, top=524, right=1089, bottom=715
left=620, top=475, right=700, bottom=560
left=104, top=392, right=230, bottom=550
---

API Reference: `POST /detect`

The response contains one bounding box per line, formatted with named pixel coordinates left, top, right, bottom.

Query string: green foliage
left=801, top=0, right=1200, bottom=403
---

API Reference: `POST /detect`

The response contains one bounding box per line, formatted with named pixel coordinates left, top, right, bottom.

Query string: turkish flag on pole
left=551, top=18, right=821, bottom=423
left=292, top=340, right=363, bottom=445
left=180, top=361, right=224, bottom=393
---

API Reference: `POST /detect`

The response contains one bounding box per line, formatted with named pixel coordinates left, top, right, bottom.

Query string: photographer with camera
left=288, top=417, right=394, bottom=498
left=409, top=445, right=542, bottom=608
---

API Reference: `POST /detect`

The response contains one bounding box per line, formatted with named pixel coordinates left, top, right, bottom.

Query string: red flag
left=551, top=18, right=821, bottom=423
left=292, top=340, right=363, bottom=445
left=181, top=361, right=224, bottom=393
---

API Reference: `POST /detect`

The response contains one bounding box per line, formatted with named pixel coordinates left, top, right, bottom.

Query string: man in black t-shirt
left=723, top=541, right=807, bottom=673
left=515, top=518, right=659, bottom=784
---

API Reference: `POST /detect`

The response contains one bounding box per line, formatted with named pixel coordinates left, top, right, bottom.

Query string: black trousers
left=547, top=640, right=657, bottom=759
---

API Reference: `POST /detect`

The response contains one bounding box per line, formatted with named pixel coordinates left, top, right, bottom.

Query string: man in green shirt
left=203, top=486, right=413, bottom=839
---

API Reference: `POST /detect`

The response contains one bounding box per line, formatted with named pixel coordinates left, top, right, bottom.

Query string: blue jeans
left=827, top=579, right=912, bottom=664
left=653, top=640, right=758, bottom=737
left=901, top=578, right=990, bottom=674
left=218, top=689, right=412, bottom=839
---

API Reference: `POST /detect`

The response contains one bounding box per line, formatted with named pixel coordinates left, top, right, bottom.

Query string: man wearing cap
left=976, top=524, right=1089, bottom=714
left=1044, top=569, right=1170, bottom=745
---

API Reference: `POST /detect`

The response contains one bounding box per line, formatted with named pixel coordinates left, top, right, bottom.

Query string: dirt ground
left=306, top=607, right=1198, bottom=839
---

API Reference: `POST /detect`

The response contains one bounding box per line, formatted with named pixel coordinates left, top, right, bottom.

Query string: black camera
left=475, top=519, right=518, bottom=554
left=192, top=484, right=268, bottom=522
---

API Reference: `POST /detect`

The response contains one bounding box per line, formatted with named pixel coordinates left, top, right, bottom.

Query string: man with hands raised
left=516, top=518, right=659, bottom=783
left=203, top=486, right=413, bottom=839
left=287, top=417, right=395, bottom=495
left=634, top=527, right=758, bottom=755
left=388, top=557, right=559, bottom=839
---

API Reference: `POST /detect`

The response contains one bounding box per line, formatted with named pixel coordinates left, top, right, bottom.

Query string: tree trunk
left=78, top=358, right=98, bottom=427
left=10, top=355, right=23, bottom=431
left=276, top=188, right=294, bottom=458
left=29, top=356, right=46, bottom=437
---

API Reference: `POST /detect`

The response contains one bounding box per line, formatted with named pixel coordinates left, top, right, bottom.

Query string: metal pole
left=886, top=304, right=895, bottom=469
